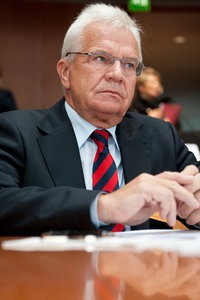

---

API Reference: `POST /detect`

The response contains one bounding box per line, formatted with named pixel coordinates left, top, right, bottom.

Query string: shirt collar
left=64, top=101, right=119, bottom=149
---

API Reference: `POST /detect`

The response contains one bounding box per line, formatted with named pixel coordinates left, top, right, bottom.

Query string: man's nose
left=105, top=60, right=124, bottom=80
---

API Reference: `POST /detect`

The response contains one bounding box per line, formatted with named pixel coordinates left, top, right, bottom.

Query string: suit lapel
left=37, top=101, right=152, bottom=188
left=117, top=114, right=152, bottom=183
left=37, top=99, right=85, bottom=188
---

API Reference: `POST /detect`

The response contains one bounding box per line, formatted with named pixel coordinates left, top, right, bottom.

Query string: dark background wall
left=0, top=0, right=199, bottom=131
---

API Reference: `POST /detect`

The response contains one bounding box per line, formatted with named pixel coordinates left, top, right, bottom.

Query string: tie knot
left=91, top=129, right=109, bottom=146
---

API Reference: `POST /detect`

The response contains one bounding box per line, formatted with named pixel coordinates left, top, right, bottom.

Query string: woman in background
left=129, top=67, right=181, bottom=129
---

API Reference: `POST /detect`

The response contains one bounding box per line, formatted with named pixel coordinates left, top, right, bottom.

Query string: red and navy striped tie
left=91, top=129, right=124, bottom=232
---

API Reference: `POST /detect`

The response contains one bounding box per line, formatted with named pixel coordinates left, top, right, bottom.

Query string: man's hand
left=98, top=170, right=199, bottom=227
left=178, top=165, right=200, bottom=226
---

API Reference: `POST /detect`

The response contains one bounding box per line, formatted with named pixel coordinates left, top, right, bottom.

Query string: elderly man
left=0, top=3, right=199, bottom=235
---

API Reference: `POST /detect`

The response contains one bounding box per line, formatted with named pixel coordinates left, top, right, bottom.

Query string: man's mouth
left=100, top=90, right=122, bottom=98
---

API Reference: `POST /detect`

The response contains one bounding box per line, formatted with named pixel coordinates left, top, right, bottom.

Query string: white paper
left=2, top=230, right=200, bottom=257
left=185, top=143, right=200, bottom=160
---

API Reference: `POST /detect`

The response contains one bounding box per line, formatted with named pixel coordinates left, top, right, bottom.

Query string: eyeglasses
left=66, top=51, right=145, bottom=76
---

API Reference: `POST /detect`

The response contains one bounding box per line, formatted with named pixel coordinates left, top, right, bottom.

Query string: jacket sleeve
left=0, top=113, right=98, bottom=236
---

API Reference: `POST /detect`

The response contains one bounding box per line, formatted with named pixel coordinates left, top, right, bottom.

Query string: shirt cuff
left=90, top=192, right=109, bottom=228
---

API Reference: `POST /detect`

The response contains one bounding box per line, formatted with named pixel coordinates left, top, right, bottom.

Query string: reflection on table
left=1, top=237, right=200, bottom=300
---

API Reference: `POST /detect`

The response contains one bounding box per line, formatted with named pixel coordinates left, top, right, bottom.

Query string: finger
left=156, top=178, right=199, bottom=212
left=149, top=186, right=177, bottom=227
left=160, top=197, right=177, bottom=227
left=145, top=175, right=198, bottom=226
left=177, top=191, right=200, bottom=222
left=178, top=175, right=200, bottom=218
left=184, top=173, right=200, bottom=193
left=186, top=207, right=200, bottom=226
left=179, top=190, right=200, bottom=222
left=181, top=165, right=199, bottom=176
left=157, top=171, right=194, bottom=186
left=155, top=177, right=200, bottom=221
left=130, top=205, right=159, bottom=226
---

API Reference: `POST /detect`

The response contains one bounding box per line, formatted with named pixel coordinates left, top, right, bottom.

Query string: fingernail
left=179, top=212, right=186, bottom=219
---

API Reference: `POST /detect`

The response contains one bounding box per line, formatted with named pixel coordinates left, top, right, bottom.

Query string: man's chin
left=97, top=108, right=125, bottom=117
left=95, top=101, right=127, bottom=114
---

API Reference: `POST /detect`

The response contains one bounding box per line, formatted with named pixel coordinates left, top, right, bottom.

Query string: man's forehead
left=82, top=23, right=138, bottom=53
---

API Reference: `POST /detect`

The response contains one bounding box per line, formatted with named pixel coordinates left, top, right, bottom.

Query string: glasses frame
left=66, top=51, right=145, bottom=76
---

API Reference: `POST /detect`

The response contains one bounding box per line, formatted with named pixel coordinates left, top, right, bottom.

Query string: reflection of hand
left=98, top=250, right=200, bottom=299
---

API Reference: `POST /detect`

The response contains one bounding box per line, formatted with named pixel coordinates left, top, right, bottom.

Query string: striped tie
left=91, top=129, right=124, bottom=232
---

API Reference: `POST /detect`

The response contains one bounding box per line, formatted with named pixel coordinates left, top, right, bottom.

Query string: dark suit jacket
left=0, top=98, right=199, bottom=236
left=0, top=89, right=17, bottom=113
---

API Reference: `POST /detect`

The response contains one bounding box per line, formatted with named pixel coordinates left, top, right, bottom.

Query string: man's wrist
left=98, top=193, right=112, bottom=224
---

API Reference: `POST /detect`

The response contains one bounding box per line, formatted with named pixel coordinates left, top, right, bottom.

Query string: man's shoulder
left=0, top=98, right=64, bottom=123
left=0, top=98, right=68, bottom=136
left=124, top=111, right=167, bottom=126
left=121, top=111, right=174, bottom=138
left=0, top=107, right=46, bottom=123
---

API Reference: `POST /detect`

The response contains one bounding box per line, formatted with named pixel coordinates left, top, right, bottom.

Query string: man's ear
left=57, top=59, right=70, bottom=89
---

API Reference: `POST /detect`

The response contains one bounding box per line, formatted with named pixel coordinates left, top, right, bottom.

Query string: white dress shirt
left=64, top=101, right=125, bottom=228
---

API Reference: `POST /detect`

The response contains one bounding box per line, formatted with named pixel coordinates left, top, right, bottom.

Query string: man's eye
left=124, top=61, right=136, bottom=70
left=94, top=55, right=108, bottom=64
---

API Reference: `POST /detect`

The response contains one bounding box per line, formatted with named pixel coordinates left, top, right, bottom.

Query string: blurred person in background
left=129, top=67, right=181, bottom=129
left=0, top=67, right=17, bottom=113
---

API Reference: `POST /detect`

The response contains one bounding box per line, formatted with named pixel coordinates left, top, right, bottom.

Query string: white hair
left=61, top=3, right=143, bottom=61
